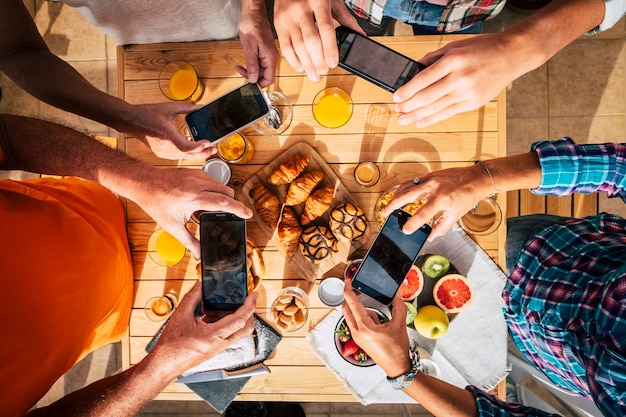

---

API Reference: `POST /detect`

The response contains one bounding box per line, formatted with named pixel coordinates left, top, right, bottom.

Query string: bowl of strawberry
left=334, top=308, right=388, bottom=367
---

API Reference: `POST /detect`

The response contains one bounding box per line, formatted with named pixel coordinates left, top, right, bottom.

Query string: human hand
left=151, top=283, right=258, bottom=375
left=131, top=167, right=253, bottom=259
left=394, top=33, right=523, bottom=128
left=124, top=102, right=214, bottom=160
left=236, top=4, right=280, bottom=87
left=342, top=280, right=411, bottom=378
left=380, top=164, right=492, bottom=240
left=273, top=0, right=364, bottom=81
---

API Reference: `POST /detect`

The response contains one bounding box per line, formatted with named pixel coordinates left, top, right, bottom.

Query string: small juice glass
left=216, top=133, right=254, bottom=164
left=312, top=87, right=353, bottom=128
left=145, top=293, right=178, bottom=321
left=159, top=61, right=203, bottom=101
left=148, top=228, right=186, bottom=267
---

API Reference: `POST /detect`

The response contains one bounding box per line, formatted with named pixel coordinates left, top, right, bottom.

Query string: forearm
left=497, top=0, right=605, bottom=77
left=0, top=114, right=155, bottom=200
left=475, top=152, right=542, bottom=197
left=0, top=50, right=136, bottom=133
left=401, top=373, right=478, bottom=417
left=28, top=352, right=179, bottom=417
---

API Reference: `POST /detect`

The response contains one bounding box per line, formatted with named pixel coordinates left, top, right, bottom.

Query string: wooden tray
left=241, top=143, right=369, bottom=281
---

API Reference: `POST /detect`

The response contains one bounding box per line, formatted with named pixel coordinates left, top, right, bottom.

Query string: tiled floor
left=2, top=1, right=625, bottom=416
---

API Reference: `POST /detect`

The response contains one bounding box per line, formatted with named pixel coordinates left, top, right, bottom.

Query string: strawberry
left=341, top=339, right=359, bottom=358
left=353, top=348, right=369, bottom=363
left=335, top=322, right=351, bottom=343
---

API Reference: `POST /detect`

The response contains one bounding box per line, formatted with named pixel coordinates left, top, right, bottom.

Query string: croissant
left=277, top=206, right=302, bottom=258
left=285, top=171, right=325, bottom=206
left=300, top=184, right=335, bottom=226
left=250, top=183, right=280, bottom=229
left=268, top=153, right=310, bottom=185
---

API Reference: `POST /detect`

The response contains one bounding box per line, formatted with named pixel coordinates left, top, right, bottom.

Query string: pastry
left=299, top=225, right=338, bottom=264
left=284, top=171, right=325, bottom=206
left=267, top=153, right=310, bottom=185
left=329, top=202, right=368, bottom=241
left=246, top=237, right=265, bottom=292
left=300, top=184, right=335, bottom=226
left=277, top=206, right=302, bottom=258
left=250, top=183, right=280, bottom=228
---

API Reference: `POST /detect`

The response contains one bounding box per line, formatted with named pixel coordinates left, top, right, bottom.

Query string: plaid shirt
left=344, top=0, right=505, bottom=31
left=469, top=138, right=626, bottom=416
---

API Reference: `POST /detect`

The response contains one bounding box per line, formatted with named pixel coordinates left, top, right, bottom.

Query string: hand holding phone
left=351, top=209, right=431, bottom=305
left=186, top=83, right=270, bottom=144
left=199, top=212, right=248, bottom=313
left=336, top=26, right=426, bottom=93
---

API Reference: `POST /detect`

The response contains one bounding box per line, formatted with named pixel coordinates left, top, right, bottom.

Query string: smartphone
left=185, top=82, right=270, bottom=143
left=336, top=26, right=426, bottom=93
left=351, top=209, right=431, bottom=305
left=199, top=212, right=248, bottom=312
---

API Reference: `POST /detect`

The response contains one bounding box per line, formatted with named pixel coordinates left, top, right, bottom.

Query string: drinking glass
left=458, top=197, right=502, bottom=236
left=312, top=87, right=353, bottom=128
left=144, top=293, right=178, bottom=321
left=148, top=228, right=186, bottom=267
left=252, top=90, right=293, bottom=135
left=158, top=61, right=203, bottom=102
left=354, top=161, right=380, bottom=187
left=270, top=286, right=309, bottom=332
left=216, top=132, right=255, bottom=164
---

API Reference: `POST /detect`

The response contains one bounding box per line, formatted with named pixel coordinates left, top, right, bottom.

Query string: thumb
left=179, top=282, right=203, bottom=313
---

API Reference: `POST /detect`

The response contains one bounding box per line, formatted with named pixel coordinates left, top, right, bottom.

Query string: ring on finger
left=412, top=177, right=420, bottom=185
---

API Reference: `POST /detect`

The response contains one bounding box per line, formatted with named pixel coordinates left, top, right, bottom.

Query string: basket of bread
left=241, top=143, right=369, bottom=281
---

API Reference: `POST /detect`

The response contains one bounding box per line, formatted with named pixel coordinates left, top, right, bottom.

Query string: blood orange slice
left=399, top=265, right=424, bottom=301
left=433, top=274, right=474, bottom=313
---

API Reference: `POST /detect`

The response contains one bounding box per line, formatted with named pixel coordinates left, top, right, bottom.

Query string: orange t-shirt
left=0, top=177, right=133, bottom=416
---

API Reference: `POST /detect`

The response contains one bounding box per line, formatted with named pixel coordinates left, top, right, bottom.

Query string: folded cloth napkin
left=307, top=225, right=510, bottom=404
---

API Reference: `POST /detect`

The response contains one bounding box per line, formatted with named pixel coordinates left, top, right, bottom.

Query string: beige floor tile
left=506, top=64, right=548, bottom=119
left=548, top=38, right=625, bottom=117
left=506, top=117, right=549, bottom=155
left=548, top=115, right=626, bottom=144
left=138, top=400, right=191, bottom=414
left=301, top=401, right=331, bottom=414
left=0, top=72, right=41, bottom=116
left=33, top=0, right=107, bottom=61
left=599, top=194, right=626, bottom=218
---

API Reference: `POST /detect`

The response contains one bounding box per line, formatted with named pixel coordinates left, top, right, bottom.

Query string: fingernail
left=328, top=57, right=338, bottom=67
left=397, top=115, right=409, bottom=126
left=308, top=73, right=320, bottom=82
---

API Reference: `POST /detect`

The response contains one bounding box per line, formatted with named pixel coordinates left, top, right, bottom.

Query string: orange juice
left=354, top=161, right=380, bottom=187
left=150, top=298, right=171, bottom=316
left=313, top=88, right=352, bottom=128
left=216, top=133, right=254, bottom=164
left=155, top=230, right=186, bottom=265
left=169, top=68, right=198, bottom=100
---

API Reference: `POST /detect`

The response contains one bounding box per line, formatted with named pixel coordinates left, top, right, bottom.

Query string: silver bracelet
left=475, top=160, right=500, bottom=197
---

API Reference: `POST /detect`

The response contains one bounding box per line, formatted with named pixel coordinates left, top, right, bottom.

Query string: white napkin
left=180, top=335, right=256, bottom=377
left=307, top=226, right=510, bottom=404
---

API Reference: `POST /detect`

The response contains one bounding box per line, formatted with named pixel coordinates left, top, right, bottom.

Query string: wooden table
left=117, top=35, right=507, bottom=402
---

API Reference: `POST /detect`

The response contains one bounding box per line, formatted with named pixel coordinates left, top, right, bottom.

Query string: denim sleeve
left=588, top=0, right=626, bottom=33
left=467, top=386, right=562, bottom=417
left=531, top=137, right=626, bottom=202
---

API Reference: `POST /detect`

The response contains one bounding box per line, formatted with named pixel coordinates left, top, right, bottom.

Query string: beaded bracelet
left=475, top=160, right=500, bottom=197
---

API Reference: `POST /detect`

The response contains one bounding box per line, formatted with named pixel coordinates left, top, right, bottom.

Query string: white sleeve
left=588, top=0, right=626, bottom=33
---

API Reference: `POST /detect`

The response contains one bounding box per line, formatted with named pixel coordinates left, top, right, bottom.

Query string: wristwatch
left=386, top=342, right=421, bottom=390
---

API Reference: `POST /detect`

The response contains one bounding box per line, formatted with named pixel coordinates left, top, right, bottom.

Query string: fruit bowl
left=334, top=308, right=388, bottom=367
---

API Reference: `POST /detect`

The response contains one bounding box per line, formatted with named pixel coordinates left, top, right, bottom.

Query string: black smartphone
left=351, top=209, right=431, bottom=305
left=185, top=82, right=270, bottom=143
left=336, top=26, right=426, bottom=93
left=199, top=212, right=248, bottom=312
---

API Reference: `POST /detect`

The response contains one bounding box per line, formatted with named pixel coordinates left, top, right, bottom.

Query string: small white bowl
left=202, top=158, right=231, bottom=185
left=420, top=358, right=441, bottom=378
left=318, top=277, right=345, bottom=307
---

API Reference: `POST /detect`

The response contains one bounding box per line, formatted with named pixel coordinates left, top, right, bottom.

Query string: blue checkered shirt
left=469, top=138, right=626, bottom=416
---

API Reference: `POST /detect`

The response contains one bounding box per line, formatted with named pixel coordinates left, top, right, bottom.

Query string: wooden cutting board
left=241, top=143, right=370, bottom=281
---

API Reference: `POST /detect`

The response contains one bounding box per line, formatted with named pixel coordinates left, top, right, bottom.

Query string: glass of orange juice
left=148, top=228, right=187, bottom=267
left=158, top=61, right=203, bottom=102
left=145, top=293, right=178, bottom=321
left=312, top=87, right=353, bottom=128
left=216, top=132, right=254, bottom=164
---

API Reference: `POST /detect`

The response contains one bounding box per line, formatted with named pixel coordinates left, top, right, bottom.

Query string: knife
left=176, top=363, right=270, bottom=384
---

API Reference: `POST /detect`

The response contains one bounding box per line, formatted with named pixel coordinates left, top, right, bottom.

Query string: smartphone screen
left=336, top=26, right=425, bottom=92
left=199, top=212, right=248, bottom=312
left=186, top=82, right=269, bottom=143
left=351, top=209, right=431, bottom=305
